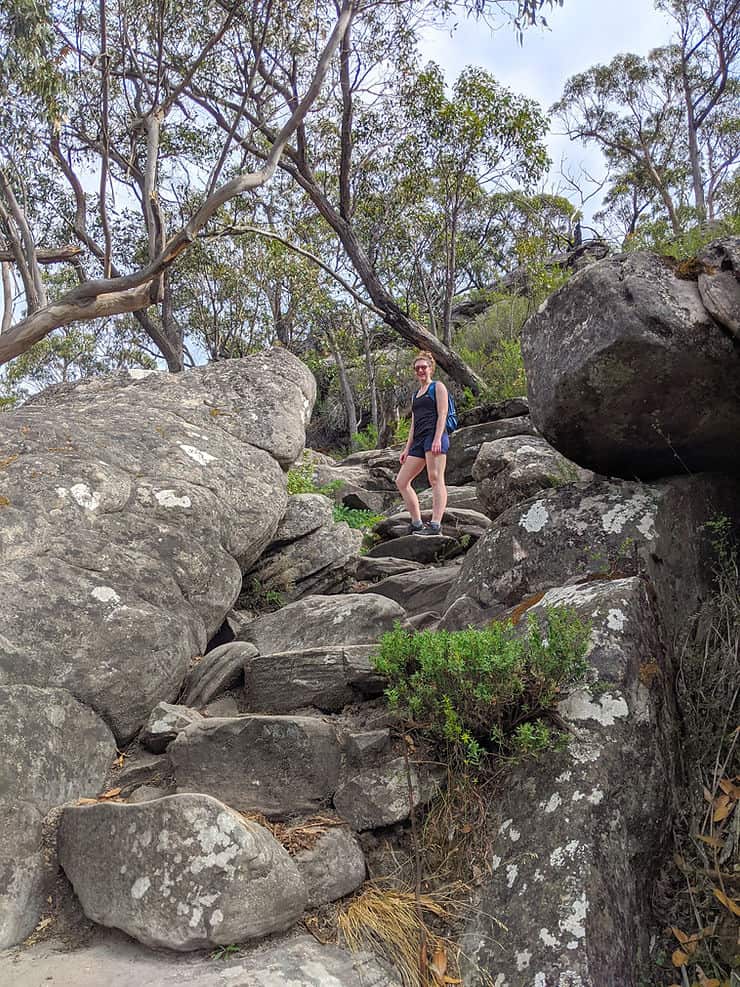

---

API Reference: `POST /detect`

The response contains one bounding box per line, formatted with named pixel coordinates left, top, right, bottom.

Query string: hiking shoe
left=418, top=522, right=442, bottom=536
left=407, top=520, right=424, bottom=535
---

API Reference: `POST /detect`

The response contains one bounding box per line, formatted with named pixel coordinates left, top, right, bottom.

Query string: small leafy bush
left=373, top=607, right=591, bottom=764
left=287, top=456, right=319, bottom=495
left=332, top=504, right=384, bottom=531
left=353, top=423, right=379, bottom=452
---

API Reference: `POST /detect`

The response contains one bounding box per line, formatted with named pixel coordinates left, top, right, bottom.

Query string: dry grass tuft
left=336, top=882, right=470, bottom=987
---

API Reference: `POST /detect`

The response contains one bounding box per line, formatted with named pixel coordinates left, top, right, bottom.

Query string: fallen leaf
left=718, top=778, right=740, bottom=799
left=713, top=888, right=740, bottom=917
left=671, top=926, right=690, bottom=944
left=99, top=787, right=122, bottom=800
left=430, top=945, right=448, bottom=983
left=697, top=834, right=726, bottom=849
left=672, top=947, right=691, bottom=967
left=712, top=798, right=734, bottom=822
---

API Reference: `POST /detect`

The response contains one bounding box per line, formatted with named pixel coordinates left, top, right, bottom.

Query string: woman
left=395, top=350, right=449, bottom=535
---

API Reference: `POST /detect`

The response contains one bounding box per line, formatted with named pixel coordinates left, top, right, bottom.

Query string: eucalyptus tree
left=0, top=0, right=356, bottom=369
left=0, top=0, right=562, bottom=383
left=554, top=0, right=739, bottom=239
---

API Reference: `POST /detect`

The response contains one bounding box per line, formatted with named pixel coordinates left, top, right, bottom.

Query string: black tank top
left=412, top=387, right=437, bottom=436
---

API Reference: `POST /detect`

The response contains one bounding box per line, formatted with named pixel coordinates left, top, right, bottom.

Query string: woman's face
left=414, top=360, right=432, bottom=383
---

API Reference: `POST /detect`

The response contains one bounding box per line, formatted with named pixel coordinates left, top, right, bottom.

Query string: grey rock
left=0, top=801, right=46, bottom=948
left=522, top=247, right=740, bottom=478
left=356, top=556, right=425, bottom=581
left=446, top=417, right=537, bottom=485
left=244, top=646, right=381, bottom=713
left=140, top=702, right=203, bottom=754
left=294, top=827, right=366, bottom=908
left=180, top=641, right=257, bottom=708
left=448, top=474, right=740, bottom=628
left=244, top=502, right=362, bottom=603
left=125, top=785, right=169, bottom=804
left=361, top=566, right=459, bottom=617
left=117, top=750, right=169, bottom=792
left=363, top=532, right=460, bottom=563
left=460, top=577, right=674, bottom=987
left=345, top=730, right=391, bottom=764
left=405, top=611, right=442, bottom=631
left=0, top=350, right=316, bottom=741
left=235, top=594, right=406, bottom=653
left=0, top=685, right=115, bottom=813
left=473, top=434, right=594, bottom=520
left=457, top=396, right=529, bottom=428
left=697, top=236, right=740, bottom=338
left=58, top=794, right=306, bottom=950
left=416, top=483, right=485, bottom=514
left=270, top=493, right=335, bottom=543
left=373, top=507, right=491, bottom=542
left=202, top=694, right=239, bottom=717
left=0, top=932, right=402, bottom=987
left=334, top=758, right=441, bottom=831
left=170, top=715, right=341, bottom=817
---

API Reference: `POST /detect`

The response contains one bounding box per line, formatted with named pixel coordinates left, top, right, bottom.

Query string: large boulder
left=361, top=565, right=459, bottom=618
left=0, top=685, right=115, bottom=812
left=242, top=494, right=362, bottom=603
left=58, top=794, right=306, bottom=950
left=460, top=577, right=674, bottom=986
left=521, top=245, right=740, bottom=478
left=446, top=417, right=537, bottom=485
left=473, top=434, right=594, bottom=520
left=169, top=715, right=342, bottom=817
left=0, top=350, right=316, bottom=740
left=447, top=474, right=740, bottom=626
left=698, top=236, right=740, bottom=338
left=0, top=933, right=402, bottom=986
left=293, top=826, right=367, bottom=908
left=244, top=645, right=383, bottom=713
left=0, top=802, right=46, bottom=949
left=233, top=593, right=407, bottom=653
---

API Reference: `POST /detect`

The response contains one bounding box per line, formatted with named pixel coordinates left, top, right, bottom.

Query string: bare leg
left=395, top=456, right=426, bottom=521
left=425, top=452, right=448, bottom=523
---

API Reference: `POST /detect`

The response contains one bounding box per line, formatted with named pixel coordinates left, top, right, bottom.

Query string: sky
left=421, top=0, right=676, bottom=224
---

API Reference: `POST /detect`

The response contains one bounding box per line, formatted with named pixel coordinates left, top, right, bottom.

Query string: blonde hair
left=413, top=350, right=436, bottom=374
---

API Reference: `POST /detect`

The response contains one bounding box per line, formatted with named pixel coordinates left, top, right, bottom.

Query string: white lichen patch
left=494, top=975, right=509, bottom=987
left=515, top=950, right=532, bottom=971
left=91, top=586, right=120, bottom=605
left=534, top=974, right=546, bottom=987
left=130, top=876, right=151, bottom=899
left=70, top=483, right=101, bottom=511
left=541, top=793, right=562, bottom=813
left=506, top=864, right=518, bottom=888
left=498, top=819, right=512, bottom=835
left=509, top=827, right=521, bottom=842
left=520, top=501, right=549, bottom=533
left=559, top=689, right=629, bottom=727
left=606, top=608, right=626, bottom=631
left=557, top=770, right=572, bottom=783
left=155, top=489, right=192, bottom=509
left=491, top=855, right=502, bottom=871
left=511, top=537, right=528, bottom=562
left=178, top=444, right=217, bottom=466
left=587, top=788, right=604, bottom=805
left=601, top=494, right=657, bottom=538
left=560, top=892, right=588, bottom=940
left=539, top=927, right=560, bottom=948
left=533, top=869, right=544, bottom=882
left=209, top=909, right=224, bottom=926
left=127, top=369, right=157, bottom=380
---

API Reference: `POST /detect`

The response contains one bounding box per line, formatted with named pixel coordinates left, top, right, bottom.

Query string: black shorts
left=408, top=432, right=449, bottom=459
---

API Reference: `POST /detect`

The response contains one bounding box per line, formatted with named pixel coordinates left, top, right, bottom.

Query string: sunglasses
left=414, top=366, right=430, bottom=373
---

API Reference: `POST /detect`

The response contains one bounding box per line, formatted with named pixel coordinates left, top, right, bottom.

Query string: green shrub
left=286, top=456, right=319, bottom=495
left=393, top=417, right=411, bottom=445
left=332, top=504, right=384, bottom=531
left=353, top=423, right=379, bottom=452
left=373, top=607, right=591, bottom=764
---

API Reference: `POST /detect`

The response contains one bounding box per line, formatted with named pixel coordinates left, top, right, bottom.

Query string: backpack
left=427, top=380, right=458, bottom=434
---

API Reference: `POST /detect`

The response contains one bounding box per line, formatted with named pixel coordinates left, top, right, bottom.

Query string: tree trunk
left=325, top=323, right=358, bottom=447
left=681, top=57, right=707, bottom=223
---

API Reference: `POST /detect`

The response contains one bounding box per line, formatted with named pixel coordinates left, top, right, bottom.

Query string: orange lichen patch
left=639, top=661, right=661, bottom=687
left=0, top=495, right=10, bottom=507
left=509, top=591, right=547, bottom=626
